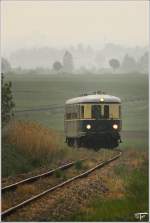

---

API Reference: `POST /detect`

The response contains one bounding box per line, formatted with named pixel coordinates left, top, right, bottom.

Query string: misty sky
left=1, top=0, right=149, bottom=56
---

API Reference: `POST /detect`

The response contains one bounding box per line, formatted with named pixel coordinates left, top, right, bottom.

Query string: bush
left=1, top=73, right=15, bottom=127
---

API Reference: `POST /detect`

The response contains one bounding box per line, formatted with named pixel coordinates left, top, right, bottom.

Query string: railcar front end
left=64, top=94, right=122, bottom=149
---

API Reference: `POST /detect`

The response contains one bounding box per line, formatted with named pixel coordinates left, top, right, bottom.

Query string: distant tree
left=1, top=73, right=15, bottom=127
left=109, top=58, right=120, bottom=71
left=63, top=51, right=74, bottom=72
left=1, top=58, right=11, bottom=74
left=53, top=61, right=63, bottom=72
left=121, top=54, right=137, bottom=72
left=138, top=52, right=148, bottom=73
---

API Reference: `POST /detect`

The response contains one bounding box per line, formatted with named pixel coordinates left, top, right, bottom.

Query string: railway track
left=1, top=149, right=122, bottom=219
left=2, top=159, right=85, bottom=192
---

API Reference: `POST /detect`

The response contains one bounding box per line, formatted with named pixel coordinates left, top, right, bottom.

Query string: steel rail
left=1, top=151, right=121, bottom=219
left=2, top=159, right=85, bottom=192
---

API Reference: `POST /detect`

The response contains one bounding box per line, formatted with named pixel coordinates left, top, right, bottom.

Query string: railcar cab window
left=66, top=104, right=78, bottom=120
left=91, top=104, right=109, bottom=120
left=92, top=105, right=101, bottom=119
left=79, top=104, right=116, bottom=120
left=66, top=103, right=121, bottom=120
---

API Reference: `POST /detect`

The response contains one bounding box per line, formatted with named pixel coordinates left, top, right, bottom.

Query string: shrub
left=1, top=73, right=15, bottom=127
left=75, top=160, right=83, bottom=171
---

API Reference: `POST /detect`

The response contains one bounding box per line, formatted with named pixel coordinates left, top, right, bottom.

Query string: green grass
left=75, top=160, right=83, bottom=171
left=69, top=161, right=149, bottom=222
left=2, top=73, right=148, bottom=176
left=1, top=142, right=69, bottom=178
left=2, top=125, right=99, bottom=178
left=54, top=169, right=67, bottom=180
left=2, top=144, right=34, bottom=177
left=2, top=73, right=148, bottom=221
left=113, top=163, right=128, bottom=177
left=5, top=72, right=148, bottom=131
left=120, top=136, right=148, bottom=151
left=1, top=142, right=67, bottom=177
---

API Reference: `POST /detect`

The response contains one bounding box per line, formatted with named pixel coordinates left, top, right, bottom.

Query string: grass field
left=3, top=72, right=148, bottom=176
left=2, top=72, right=148, bottom=221
left=5, top=72, right=148, bottom=131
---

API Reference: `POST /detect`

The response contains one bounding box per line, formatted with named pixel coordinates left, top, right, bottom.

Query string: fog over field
left=1, top=1, right=149, bottom=73
left=6, top=43, right=149, bottom=70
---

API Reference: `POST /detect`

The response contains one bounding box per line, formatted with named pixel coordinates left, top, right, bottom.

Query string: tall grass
left=2, top=121, right=65, bottom=177
left=4, top=121, right=61, bottom=160
left=2, top=120, right=98, bottom=177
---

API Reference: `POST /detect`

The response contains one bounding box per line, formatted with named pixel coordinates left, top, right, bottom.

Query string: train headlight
left=86, top=124, right=91, bottom=129
left=113, top=124, right=118, bottom=130
left=100, top=98, right=104, bottom=102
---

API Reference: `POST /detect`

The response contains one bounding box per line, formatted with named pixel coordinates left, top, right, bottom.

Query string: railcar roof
left=66, top=94, right=121, bottom=104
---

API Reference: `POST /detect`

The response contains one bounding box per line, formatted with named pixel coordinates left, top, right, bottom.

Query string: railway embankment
left=2, top=120, right=148, bottom=221
left=2, top=145, right=148, bottom=222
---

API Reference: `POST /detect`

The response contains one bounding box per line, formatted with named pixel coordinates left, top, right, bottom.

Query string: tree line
left=109, top=52, right=148, bottom=73
left=2, top=50, right=148, bottom=74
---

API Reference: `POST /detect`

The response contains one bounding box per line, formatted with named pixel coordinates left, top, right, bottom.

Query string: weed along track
left=2, top=159, right=86, bottom=212
left=2, top=159, right=85, bottom=192
left=2, top=149, right=122, bottom=220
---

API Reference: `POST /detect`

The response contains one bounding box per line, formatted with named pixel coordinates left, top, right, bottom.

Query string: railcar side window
left=80, top=105, right=84, bottom=119
left=104, top=105, right=109, bottom=119
left=109, top=104, right=119, bottom=119
left=119, top=105, right=121, bottom=118
left=66, top=113, right=71, bottom=119
left=66, top=111, right=78, bottom=119
left=84, top=104, right=91, bottom=119
left=71, top=112, right=76, bottom=119
left=92, top=105, right=101, bottom=119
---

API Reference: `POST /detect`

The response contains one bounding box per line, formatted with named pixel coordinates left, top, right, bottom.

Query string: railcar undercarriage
left=66, top=132, right=121, bottom=150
